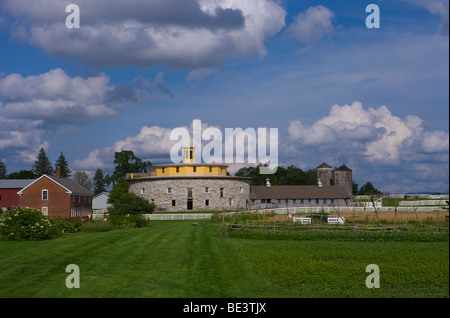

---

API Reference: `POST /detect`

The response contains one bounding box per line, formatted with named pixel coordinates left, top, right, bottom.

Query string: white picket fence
left=143, top=213, right=213, bottom=221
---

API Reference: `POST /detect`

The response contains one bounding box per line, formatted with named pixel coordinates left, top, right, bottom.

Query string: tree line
left=0, top=148, right=151, bottom=196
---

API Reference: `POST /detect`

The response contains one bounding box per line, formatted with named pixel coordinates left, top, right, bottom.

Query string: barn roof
left=250, top=185, right=350, bottom=200
left=0, top=179, right=36, bottom=189
left=17, top=175, right=93, bottom=196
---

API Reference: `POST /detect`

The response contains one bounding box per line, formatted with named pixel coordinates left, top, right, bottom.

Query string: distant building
left=0, top=179, right=35, bottom=210
left=316, top=162, right=353, bottom=196
left=249, top=184, right=351, bottom=209
left=92, top=192, right=111, bottom=210
left=18, top=175, right=93, bottom=218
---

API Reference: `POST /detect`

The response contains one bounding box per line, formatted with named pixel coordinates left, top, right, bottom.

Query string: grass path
left=0, top=221, right=448, bottom=297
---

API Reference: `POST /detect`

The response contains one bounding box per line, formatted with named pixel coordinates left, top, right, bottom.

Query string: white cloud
left=287, top=5, right=334, bottom=43
left=0, top=68, right=171, bottom=124
left=73, top=125, right=177, bottom=170
left=286, top=101, right=449, bottom=165
left=2, top=0, right=286, bottom=68
left=406, top=0, right=449, bottom=35
left=0, top=117, right=49, bottom=164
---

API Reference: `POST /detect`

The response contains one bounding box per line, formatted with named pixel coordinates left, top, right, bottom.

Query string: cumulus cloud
left=287, top=5, right=334, bottom=43
left=73, top=119, right=278, bottom=172
left=73, top=125, right=178, bottom=170
left=0, top=68, right=174, bottom=165
left=0, top=117, right=49, bottom=164
left=2, top=0, right=286, bottom=68
left=286, top=101, right=449, bottom=165
left=0, top=68, right=171, bottom=124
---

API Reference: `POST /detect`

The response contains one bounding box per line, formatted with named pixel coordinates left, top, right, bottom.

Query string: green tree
left=107, top=178, right=154, bottom=215
left=235, top=164, right=267, bottom=185
left=108, top=150, right=152, bottom=185
left=352, top=181, right=359, bottom=196
left=73, top=171, right=92, bottom=191
left=54, top=151, right=71, bottom=178
left=93, top=168, right=106, bottom=195
left=32, top=148, right=53, bottom=177
left=0, top=159, right=6, bottom=179
left=358, top=182, right=382, bottom=195
left=7, top=170, right=35, bottom=179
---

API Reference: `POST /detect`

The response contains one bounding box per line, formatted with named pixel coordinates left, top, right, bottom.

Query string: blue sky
left=0, top=0, right=448, bottom=193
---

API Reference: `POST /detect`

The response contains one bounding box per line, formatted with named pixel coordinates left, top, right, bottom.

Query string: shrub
left=52, top=217, right=83, bottom=233
left=0, top=208, right=60, bottom=241
left=81, top=221, right=115, bottom=232
left=108, top=214, right=149, bottom=228
left=108, top=178, right=155, bottom=216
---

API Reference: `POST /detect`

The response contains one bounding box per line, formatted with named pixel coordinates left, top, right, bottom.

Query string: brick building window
left=41, top=207, right=48, bottom=216
left=205, top=199, right=209, bottom=206
left=171, top=200, right=176, bottom=207
left=42, top=190, right=48, bottom=200
left=219, top=188, right=224, bottom=197
left=167, top=187, right=172, bottom=194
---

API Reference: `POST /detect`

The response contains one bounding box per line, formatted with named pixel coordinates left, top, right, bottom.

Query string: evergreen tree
left=0, top=159, right=6, bottom=179
left=93, top=168, right=106, bottom=195
left=358, top=182, right=382, bottom=195
left=32, top=148, right=53, bottom=177
left=110, top=150, right=152, bottom=185
left=54, top=151, right=72, bottom=178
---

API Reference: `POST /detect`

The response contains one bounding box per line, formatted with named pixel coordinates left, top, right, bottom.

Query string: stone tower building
left=316, top=162, right=353, bottom=196
left=333, top=164, right=353, bottom=197
left=316, top=162, right=333, bottom=187
left=127, top=147, right=251, bottom=212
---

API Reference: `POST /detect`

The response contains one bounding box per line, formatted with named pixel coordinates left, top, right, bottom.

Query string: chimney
left=56, top=169, right=61, bottom=178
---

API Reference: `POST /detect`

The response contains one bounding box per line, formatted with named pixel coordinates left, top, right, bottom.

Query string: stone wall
left=128, top=177, right=251, bottom=212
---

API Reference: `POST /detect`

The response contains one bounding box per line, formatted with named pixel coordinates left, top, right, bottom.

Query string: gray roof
left=316, top=162, right=332, bottom=169
left=48, top=175, right=94, bottom=196
left=336, top=164, right=352, bottom=171
left=0, top=179, right=35, bottom=189
left=250, top=185, right=350, bottom=200
left=17, top=175, right=93, bottom=196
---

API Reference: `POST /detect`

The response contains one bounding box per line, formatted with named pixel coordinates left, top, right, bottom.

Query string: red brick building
left=0, top=179, right=36, bottom=209
left=18, top=175, right=93, bottom=218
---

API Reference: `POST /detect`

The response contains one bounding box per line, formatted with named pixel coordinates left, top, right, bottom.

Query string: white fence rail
left=399, top=200, right=448, bottom=206
left=247, top=206, right=445, bottom=214
left=92, top=213, right=213, bottom=221
left=143, top=213, right=213, bottom=220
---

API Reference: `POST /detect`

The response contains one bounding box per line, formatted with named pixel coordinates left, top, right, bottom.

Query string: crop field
left=0, top=220, right=448, bottom=298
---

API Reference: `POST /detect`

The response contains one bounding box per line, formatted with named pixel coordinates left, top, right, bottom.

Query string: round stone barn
left=127, top=147, right=251, bottom=212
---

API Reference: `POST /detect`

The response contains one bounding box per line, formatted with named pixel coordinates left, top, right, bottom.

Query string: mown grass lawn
left=0, top=220, right=448, bottom=298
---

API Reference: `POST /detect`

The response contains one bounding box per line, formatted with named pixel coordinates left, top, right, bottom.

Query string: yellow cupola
left=183, top=146, right=195, bottom=163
